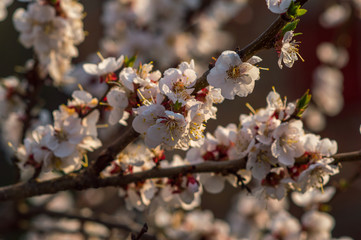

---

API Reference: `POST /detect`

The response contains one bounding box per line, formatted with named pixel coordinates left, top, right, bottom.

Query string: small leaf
left=295, top=89, right=312, bottom=117
left=296, top=8, right=307, bottom=17
left=287, top=1, right=307, bottom=18
left=282, top=19, right=300, bottom=35
left=287, top=1, right=299, bottom=17
left=124, top=55, right=137, bottom=68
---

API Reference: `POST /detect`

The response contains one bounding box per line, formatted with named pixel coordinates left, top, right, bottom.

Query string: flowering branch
left=0, top=150, right=359, bottom=202
left=192, top=0, right=309, bottom=93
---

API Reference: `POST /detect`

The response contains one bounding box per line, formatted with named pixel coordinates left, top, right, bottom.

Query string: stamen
left=99, top=102, right=109, bottom=106
left=137, top=89, right=151, bottom=105
left=246, top=103, right=256, bottom=115
left=7, top=142, right=15, bottom=151
left=96, top=124, right=109, bottom=128
left=97, top=52, right=105, bottom=61
left=296, top=52, right=305, bottom=62
left=320, top=182, right=324, bottom=194
left=78, top=84, right=84, bottom=91
left=272, top=86, right=277, bottom=93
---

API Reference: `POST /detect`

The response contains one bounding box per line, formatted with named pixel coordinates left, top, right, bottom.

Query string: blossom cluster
left=98, top=89, right=339, bottom=214
left=103, top=148, right=203, bottom=211
left=13, top=0, right=85, bottom=84
left=16, top=90, right=101, bottom=179
left=82, top=52, right=230, bottom=150
left=186, top=89, right=339, bottom=200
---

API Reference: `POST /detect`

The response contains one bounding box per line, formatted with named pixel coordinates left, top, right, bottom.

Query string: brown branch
left=0, top=149, right=360, bottom=201
left=192, top=0, right=309, bottom=94
left=332, top=150, right=361, bottom=164
left=131, top=223, right=149, bottom=240
left=0, top=157, right=245, bottom=201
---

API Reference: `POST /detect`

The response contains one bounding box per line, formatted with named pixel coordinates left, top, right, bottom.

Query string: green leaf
left=295, top=89, right=312, bottom=117
left=282, top=19, right=300, bottom=35
left=287, top=1, right=307, bottom=18
left=287, top=1, right=298, bottom=17
left=124, top=55, right=137, bottom=68
left=296, top=8, right=307, bottom=16
left=293, top=32, right=303, bottom=37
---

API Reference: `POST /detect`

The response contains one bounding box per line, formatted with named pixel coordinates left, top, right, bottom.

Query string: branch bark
left=0, top=150, right=360, bottom=201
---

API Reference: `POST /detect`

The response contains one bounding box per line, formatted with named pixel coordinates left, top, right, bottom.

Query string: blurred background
left=0, top=0, right=360, bottom=238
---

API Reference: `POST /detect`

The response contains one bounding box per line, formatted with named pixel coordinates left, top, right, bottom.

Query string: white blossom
left=271, top=120, right=305, bottom=166
left=266, top=0, right=294, bottom=14
left=296, top=158, right=339, bottom=192
left=106, top=87, right=129, bottom=125
left=83, top=55, right=124, bottom=76
left=278, top=31, right=302, bottom=69
left=207, top=50, right=261, bottom=100
left=13, top=0, right=86, bottom=84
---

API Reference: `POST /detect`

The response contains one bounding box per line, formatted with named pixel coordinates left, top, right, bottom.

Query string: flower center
left=226, top=64, right=252, bottom=83
left=226, top=65, right=242, bottom=79
left=55, top=129, right=68, bottom=142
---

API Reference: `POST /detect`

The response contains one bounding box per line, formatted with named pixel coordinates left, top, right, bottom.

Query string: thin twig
left=332, top=150, right=361, bottom=164
left=131, top=223, right=149, bottom=240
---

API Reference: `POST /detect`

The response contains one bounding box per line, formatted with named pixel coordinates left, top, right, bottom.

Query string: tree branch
left=2, top=149, right=361, bottom=201
left=332, top=150, right=361, bottom=164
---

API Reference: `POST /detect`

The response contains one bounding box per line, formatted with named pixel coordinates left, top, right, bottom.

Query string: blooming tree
left=0, top=0, right=360, bottom=239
